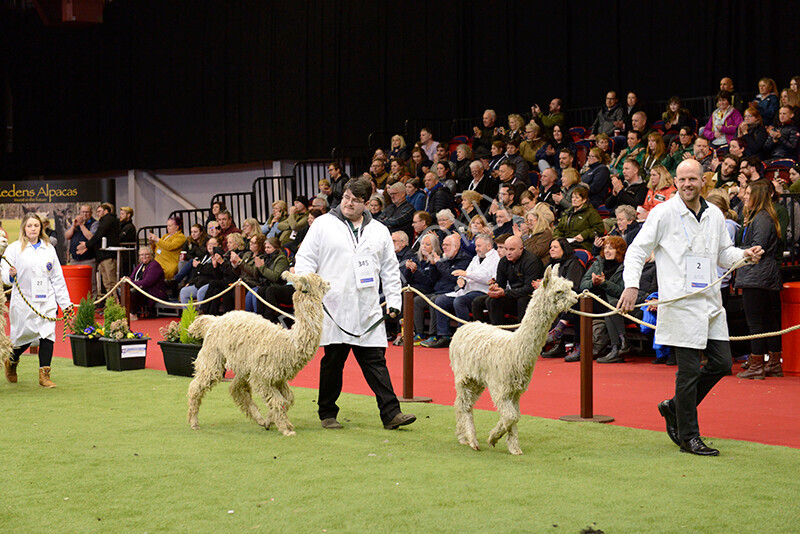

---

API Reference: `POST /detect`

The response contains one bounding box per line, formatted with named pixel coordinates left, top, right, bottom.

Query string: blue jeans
left=245, top=287, right=260, bottom=313
left=174, top=261, right=193, bottom=284
left=434, top=291, right=484, bottom=336
left=180, top=283, right=210, bottom=304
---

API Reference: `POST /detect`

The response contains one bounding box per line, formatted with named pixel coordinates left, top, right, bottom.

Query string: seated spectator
left=175, top=223, right=208, bottom=287
left=622, top=92, right=644, bottom=132
left=517, top=208, right=554, bottom=265
left=423, top=172, right=454, bottom=216
left=434, top=143, right=454, bottom=170
left=277, top=197, right=309, bottom=245
left=410, top=210, right=433, bottom=252
left=642, top=132, right=668, bottom=172
left=537, top=125, right=576, bottom=172
left=728, top=137, right=746, bottom=158
left=373, top=147, right=388, bottom=164
left=388, top=157, right=412, bottom=184
left=504, top=139, right=530, bottom=183
left=589, top=91, right=624, bottom=138
left=553, top=187, right=604, bottom=250
left=326, top=162, right=348, bottom=209
left=606, top=158, right=648, bottom=212
left=367, top=195, right=384, bottom=219
left=463, top=160, right=498, bottom=211
left=595, top=205, right=640, bottom=254
left=205, top=200, right=226, bottom=228
left=460, top=214, right=491, bottom=256
left=405, top=178, right=426, bottom=212
left=179, top=237, right=218, bottom=304
left=712, top=153, right=741, bottom=189
left=503, top=113, right=525, bottom=144
left=393, top=231, right=415, bottom=274
left=408, top=147, right=428, bottom=180
left=406, top=234, right=444, bottom=343
left=388, top=134, right=410, bottom=162
left=737, top=106, right=768, bottom=157
left=380, top=182, right=415, bottom=242
left=453, top=144, right=474, bottom=191
left=532, top=98, right=565, bottom=139
left=472, top=109, right=499, bottom=154
left=435, top=161, right=457, bottom=194
left=541, top=237, right=588, bottom=360
left=580, top=235, right=627, bottom=363
left=230, top=233, right=266, bottom=312
left=369, top=159, right=389, bottom=189
left=147, top=215, right=186, bottom=280
left=520, top=122, right=547, bottom=166
left=252, top=237, right=290, bottom=319
left=554, top=168, right=582, bottom=216
left=752, top=77, right=780, bottom=126
left=311, top=195, right=328, bottom=213
left=581, top=147, right=611, bottom=208
left=241, top=217, right=262, bottom=241
left=702, top=91, right=743, bottom=147
left=435, top=209, right=464, bottom=242
left=418, top=128, right=439, bottom=161
left=496, top=160, right=528, bottom=200
left=202, top=232, right=247, bottom=315
left=492, top=206, right=514, bottom=238
left=485, top=236, right=544, bottom=325
left=663, top=126, right=696, bottom=173
left=130, top=246, right=167, bottom=319
left=639, top=165, right=676, bottom=220
left=285, top=208, right=322, bottom=255
left=719, top=77, right=746, bottom=113
left=425, top=234, right=500, bottom=348
left=779, top=87, right=800, bottom=128
left=763, top=106, right=800, bottom=161
left=688, top=136, right=714, bottom=172
left=216, top=210, right=240, bottom=248
left=661, top=96, right=693, bottom=133
left=537, top=168, right=560, bottom=208
left=595, top=133, right=613, bottom=156
left=261, top=200, right=288, bottom=238
left=612, top=130, right=645, bottom=175
left=519, top=190, right=536, bottom=212
left=488, top=140, right=508, bottom=175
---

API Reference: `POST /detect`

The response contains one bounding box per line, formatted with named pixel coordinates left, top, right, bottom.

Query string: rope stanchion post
left=399, top=288, right=431, bottom=403
left=560, top=295, right=614, bottom=424
left=120, top=281, right=131, bottom=327
left=234, top=283, right=246, bottom=311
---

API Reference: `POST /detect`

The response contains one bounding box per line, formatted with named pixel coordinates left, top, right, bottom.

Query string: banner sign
left=0, top=179, right=112, bottom=204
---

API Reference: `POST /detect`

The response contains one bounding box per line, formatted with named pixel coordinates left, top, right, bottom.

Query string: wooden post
left=234, top=283, right=246, bottom=311
left=559, top=295, right=614, bottom=423
left=121, top=281, right=131, bottom=327
left=399, top=290, right=431, bottom=403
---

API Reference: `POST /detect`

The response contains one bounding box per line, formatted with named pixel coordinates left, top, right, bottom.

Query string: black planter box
left=101, top=337, right=149, bottom=371
left=158, top=341, right=202, bottom=377
left=69, top=335, right=106, bottom=367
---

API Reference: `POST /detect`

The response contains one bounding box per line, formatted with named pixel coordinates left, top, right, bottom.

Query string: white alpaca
left=0, top=235, right=12, bottom=359
left=186, top=272, right=329, bottom=435
left=449, top=265, right=578, bottom=455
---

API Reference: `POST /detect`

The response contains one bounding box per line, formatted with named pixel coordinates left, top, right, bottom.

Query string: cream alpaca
left=449, top=265, right=578, bottom=455
left=187, top=272, right=330, bottom=435
left=0, top=236, right=11, bottom=358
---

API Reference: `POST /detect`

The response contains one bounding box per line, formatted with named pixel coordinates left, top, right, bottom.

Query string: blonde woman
left=639, top=165, right=676, bottom=219
left=147, top=215, right=186, bottom=280
left=241, top=218, right=262, bottom=240
left=2, top=213, right=73, bottom=388
left=517, top=208, right=554, bottom=264
left=260, top=200, right=288, bottom=239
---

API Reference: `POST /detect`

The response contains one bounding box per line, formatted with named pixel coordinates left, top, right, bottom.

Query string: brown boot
left=38, top=366, right=56, bottom=388
left=737, top=354, right=765, bottom=380
left=4, top=357, right=18, bottom=383
left=765, top=351, right=784, bottom=377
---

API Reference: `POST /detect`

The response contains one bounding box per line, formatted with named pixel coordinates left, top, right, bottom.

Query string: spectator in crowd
left=147, top=215, right=186, bottom=280
left=373, top=148, right=388, bottom=164
left=425, top=234, right=500, bottom=348
left=276, top=198, right=308, bottom=245
left=581, top=147, right=611, bottom=208
left=736, top=180, right=784, bottom=380
left=612, top=130, right=645, bottom=174
left=792, top=76, right=800, bottom=93
left=458, top=190, right=482, bottom=227
left=728, top=137, right=746, bottom=158
left=229, top=233, right=266, bottom=312
left=408, top=147, right=432, bottom=180
left=737, top=107, right=768, bottom=157
left=252, top=237, right=291, bottom=321
left=664, top=126, right=696, bottom=173
left=388, top=134, right=410, bottom=162
left=640, top=164, right=677, bottom=220
left=245, top=236, right=289, bottom=313
left=702, top=91, right=743, bottom=147
left=537, top=124, right=575, bottom=172
left=206, top=220, right=220, bottom=241
left=418, top=128, right=439, bottom=161
left=553, top=187, right=604, bottom=250
left=704, top=190, right=740, bottom=310
left=463, top=160, right=498, bottom=211
left=311, top=195, right=329, bottom=213
left=405, top=178, right=426, bottom=211
left=520, top=122, right=547, bottom=167
left=763, top=106, right=800, bottom=161
left=719, top=77, right=746, bottom=113
left=423, top=171, right=454, bottom=216
left=492, top=206, right=514, bottom=238
left=392, top=231, right=415, bottom=272
left=662, top=96, right=693, bottom=134
left=504, top=114, right=525, bottom=144
left=388, top=158, right=412, bottom=184
left=405, top=233, right=441, bottom=342
left=555, top=147, right=577, bottom=182
left=434, top=209, right=463, bottom=243
left=517, top=207, right=554, bottom=264
left=367, top=195, right=384, bottom=219
left=203, top=232, right=247, bottom=315
left=553, top=168, right=582, bottom=216
left=504, top=140, right=530, bottom=183
left=216, top=210, right=240, bottom=248
left=495, top=161, right=527, bottom=201
left=779, top=88, right=800, bottom=128
left=286, top=208, right=322, bottom=255
left=240, top=218, right=262, bottom=241
left=66, top=204, right=97, bottom=298
left=594, top=205, right=640, bottom=254
left=541, top=237, right=588, bottom=360
left=688, top=136, right=714, bottom=172
left=326, top=161, right=349, bottom=208
left=488, top=140, right=508, bottom=175
left=472, top=109, right=499, bottom=154
left=532, top=98, right=565, bottom=139
left=369, top=159, right=390, bottom=189
left=76, top=202, right=120, bottom=296
left=752, top=77, right=780, bottom=126
left=630, top=111, right=652, bottom=139
left=778, top=163, right=800, bottom=194
left=119, top=206, right=136, bottom=243
left=622, top=92, right=644, bottom=132
left=537, top=168, right=560, bottom=208
left=205, top=200, right=226, bottom=228
left=712, top=153, right=741, bottom=189
left=590, top=91, right=625, bottom=138
left=130, top=246, right=167, bottom=319
left=380, top=182, right=415, bottom=242
left=581, top=235, right=628, bottom=363
left=433, top=144, right=453, bottom=171
left=179, top=237, right=218, bottom=304
left=453, top=144, right=473, bottom=190
left=460, top=214, right=491, bottom=255
left=410, top=210, right=432, bottom=252
left=486, top=236, right=543, bottom=325
left=606, top=159, right=648, bottom=212
left=642, top=132, right=668, bottom=172
left=594, top=133, right=613, bottom=156
left=175, top=223, right=207, bottom=287
left=261, top=200, right=288, bottom=239
left=435, top=161, right=457, bottom=194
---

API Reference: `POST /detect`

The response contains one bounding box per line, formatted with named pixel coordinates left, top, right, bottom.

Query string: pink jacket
left=703, top=108, right=743, bottom=144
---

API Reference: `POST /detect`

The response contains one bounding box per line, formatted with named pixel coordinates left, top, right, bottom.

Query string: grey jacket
left=735, top=210, right=781, bottom=291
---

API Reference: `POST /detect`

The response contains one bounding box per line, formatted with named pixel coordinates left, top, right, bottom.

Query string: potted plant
left=158, top=300, right=203, bottom=377
left=67, top=295, right=106, bottom=367
left=100, top=296, right=149, bottom=372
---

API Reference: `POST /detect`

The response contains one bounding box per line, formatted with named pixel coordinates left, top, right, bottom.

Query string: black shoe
left=679, top=436, right=719, bottom=456
left=320, top=418, right=343, bottom=429
left=597, top=346, right=624, bottom=363
left=657, top=400, right=680, bottom=446
left=384, top=413, right=416, bottom=430
left=541, top=340, right=566, bottom=358
left=424, top=336, right=451, bottom=349
left=564, top=347, right=581, bottom=362
left=652, top=356, right=668, bottom=364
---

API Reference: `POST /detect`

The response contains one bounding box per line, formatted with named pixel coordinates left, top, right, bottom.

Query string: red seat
left=574, top=249, right=594, bottom=270
left=569, top=127, right=588, bottom=143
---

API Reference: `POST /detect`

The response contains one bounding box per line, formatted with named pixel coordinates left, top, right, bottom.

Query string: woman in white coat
left=2, top=213, right=74, bottom=388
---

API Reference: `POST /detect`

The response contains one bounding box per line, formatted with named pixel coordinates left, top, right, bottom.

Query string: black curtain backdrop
left=0, top=0, right=798, bottom=177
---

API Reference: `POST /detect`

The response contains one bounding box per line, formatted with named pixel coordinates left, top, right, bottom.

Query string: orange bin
left=780, top=282, right=800, bottom=376
left=61, top=264, right=93, bottom=305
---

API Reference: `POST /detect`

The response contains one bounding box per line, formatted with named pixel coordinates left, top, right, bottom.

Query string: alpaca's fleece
left=187, top=272, right=330, bottom=435
left=449, top=265, right=578, bottom=454
left=0, top=235, right=11, bottom=358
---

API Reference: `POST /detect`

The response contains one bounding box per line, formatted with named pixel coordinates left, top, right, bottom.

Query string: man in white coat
left=294, top=177, right=416, bottom=430
left=618, top=159, right=763, bottom=456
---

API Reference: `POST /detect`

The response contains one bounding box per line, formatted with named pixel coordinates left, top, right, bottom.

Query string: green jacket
left=277, top=212, right=309, bottom=245
left=553, top=203, right=605, bottom=250
left=579, top=257, right=625, bottom=305
left=663, top=146, right=693, bottom=174
left=536, top=112, right=565, bottom=137
left=256, top=252, right=290, bottom=285
left=612, top=143, right=645, bottom=175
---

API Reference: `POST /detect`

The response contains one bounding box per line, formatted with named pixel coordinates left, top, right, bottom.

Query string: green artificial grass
left=1, top=358, right=798, bottom=533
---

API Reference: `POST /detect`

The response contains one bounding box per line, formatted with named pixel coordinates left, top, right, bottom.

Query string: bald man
left=485, top=235, right=544, bottom=325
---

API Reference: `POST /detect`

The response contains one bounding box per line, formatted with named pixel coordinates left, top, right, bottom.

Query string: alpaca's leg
left=257, top=382, right=295, bottom=436
left=277, top=381, right=295, bottom=409
left=454, top=377, right=483, bottom=451
left=229, top=376, right=269, bottom=428
left=187, top=368, right=219, bottom=430
left=488, top=395, right=522, bottom=453
left=504, top=397, right=524, bottom=455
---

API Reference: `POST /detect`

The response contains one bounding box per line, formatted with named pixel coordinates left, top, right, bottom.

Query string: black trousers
left=318, top=344, right=401, bottom=425
left=672, top=339, right=732, bottom=441
left=11, top=339, right=54, bottom=367
left=741, top=288, right=782, bottom=354
left=257, top=284, right=295, bottom=323
left=202, top=280, right=235, bottom=315
left=471, top=294, right=491, bottom=322
left=486, top=295, right=531, bottom=325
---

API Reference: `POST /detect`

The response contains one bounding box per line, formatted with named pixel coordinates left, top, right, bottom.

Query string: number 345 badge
left=354, top=254, right=376, bottom=289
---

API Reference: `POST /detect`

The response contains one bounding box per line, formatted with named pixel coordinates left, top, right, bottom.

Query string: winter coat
left=580, top=257, right=625, bottom=306
left=581, top=162, right=610, bottom=208
left=495, top=249, right=544, bottom=299
left=151, top=231, right=186, bottom=280
left=553, top=204, right=605, bottom=250
left=735, top=210, right=781, bottom=291
left=763, top=122, right=800, bottom=160
left=591, top=104, right=624, bottom=136
left=623, top=195, right=745, bottom=349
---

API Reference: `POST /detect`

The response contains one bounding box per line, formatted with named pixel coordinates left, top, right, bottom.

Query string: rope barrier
left=237, top=280, right=296, bottom=321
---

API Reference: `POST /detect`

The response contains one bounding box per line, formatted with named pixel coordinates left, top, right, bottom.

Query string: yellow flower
left=126, top=332, right=135, bottom=339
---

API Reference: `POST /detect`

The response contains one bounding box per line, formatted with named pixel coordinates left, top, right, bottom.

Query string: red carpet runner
left=49, top=318, right=800, bottom=449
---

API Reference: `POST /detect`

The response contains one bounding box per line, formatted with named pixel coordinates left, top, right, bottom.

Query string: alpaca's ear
left=282, top=271, right=297, bottom=284
left=551, top=264, right=560, bottom=279
left=541, top=265, right=553, bottom=288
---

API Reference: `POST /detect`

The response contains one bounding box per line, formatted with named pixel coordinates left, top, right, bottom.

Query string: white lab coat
left=294, top=210, right=402, bottom=347
left=1, top=240, right=74, bottom=346
left=623, top=195, right=744, bottom=349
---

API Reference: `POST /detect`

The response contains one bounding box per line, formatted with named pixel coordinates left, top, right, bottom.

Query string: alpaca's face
left=282, top=271, right=330, bottom=300
left=540, top=265, right=579, bottom=314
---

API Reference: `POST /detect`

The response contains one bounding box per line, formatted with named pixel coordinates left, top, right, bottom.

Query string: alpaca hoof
left=469, top=441, right=480, bottom=451
left=488, top=435, right=499, bottom=447
left=283, top=430, right=296, bottom=437
left=458, top=438, right=469, bottom=445
left=509, top=448, right=523, bottom=456
left=190, top=423, right=200, bottom=430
